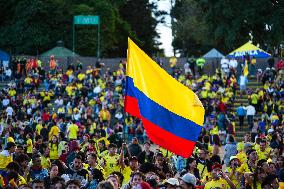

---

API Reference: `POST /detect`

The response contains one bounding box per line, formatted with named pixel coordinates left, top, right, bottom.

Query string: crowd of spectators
left=0, top=55, right=282, bottom=189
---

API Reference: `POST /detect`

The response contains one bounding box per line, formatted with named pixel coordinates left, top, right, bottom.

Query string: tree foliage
left=119, top=0, right=165, bottom=55
left=0, top=0, right=162, bottom=57
left=172, top=0, right=284, bottom=56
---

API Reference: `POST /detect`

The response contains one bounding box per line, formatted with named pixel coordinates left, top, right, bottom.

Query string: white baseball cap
left=180, top=173, right=196, bottom=186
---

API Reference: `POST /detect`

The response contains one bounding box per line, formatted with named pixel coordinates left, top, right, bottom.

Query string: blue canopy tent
left=0, top=50, right=9, bottom=62
left=203, top=48, right=224, bottom=59
left=202, top=48, right=224, bottom=75
left=0, top=50, right=10, bottom=68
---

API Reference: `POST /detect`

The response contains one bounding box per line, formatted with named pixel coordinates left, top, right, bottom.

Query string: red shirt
left=218, top=102, right=226, bottom=113
left=42, top=112, right=50, bottom=122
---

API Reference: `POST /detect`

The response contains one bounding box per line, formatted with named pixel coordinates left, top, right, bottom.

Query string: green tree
left=0, top=0, right=164, bottom=57
left=172, top=0, right=284, bottom=55
left=119, top=0, right=164, bottom=56
left=171, top=0, right=211, bottom=56
left=0, top=0, right=72, bottom=54
left=199, top=0, right=284, bottom=53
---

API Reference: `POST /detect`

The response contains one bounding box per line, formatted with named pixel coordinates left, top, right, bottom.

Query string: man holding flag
left=124, top=38, right=205, bottom=158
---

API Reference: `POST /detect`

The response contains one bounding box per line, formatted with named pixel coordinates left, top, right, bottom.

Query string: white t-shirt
left=5, top=69, right=12, bottom=77
left=245, top=105, right=256, bottom=116
left=6, top=106, right=13, bottom=116
left=239, top=76, right=247, bottom=86
left=229, top=59, right=238, bottom=68
left=221, top=58, right=229, bottom=73
left=93, top=86, right=101, bottom=94
left=55, top=99, right=64, bottom=107
left=221, top=58, right=229, bottom=65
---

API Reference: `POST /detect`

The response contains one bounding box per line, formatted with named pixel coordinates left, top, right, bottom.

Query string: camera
left=233, top=162, right=239, bottom=167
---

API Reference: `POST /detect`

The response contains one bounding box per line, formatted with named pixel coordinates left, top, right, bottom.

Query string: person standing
left=65, top=154, right=89, bottom=181
left=184, top=61, right=191, bottom=75
left=223, top=135, right=237, bottom=167
left=188, top=56, right=196, bottom=78
left=204, top=163, right=236, bottom=189
left=238, top=74, right=248, bottom=97
left=245, top=103, right=256, bottom=129
left=236, top=103, right=246, bottom=128
left=196, top=57, right=205, bottom=76
left=0, top=142, right=16, bottom=170
left=49, top=55, right=57, bottom=74
left=137, top=141, right=154, bottom=164
left=169, top=56, right=177, bottom=75
left=128, top=137, right=142, bottom=157
left=250, top=56, right=256, bottom=76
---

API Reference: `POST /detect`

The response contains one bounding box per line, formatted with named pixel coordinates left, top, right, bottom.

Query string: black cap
left=5, top=142, right=16, bottom=150
left=130, top=156, right=138, bottom=161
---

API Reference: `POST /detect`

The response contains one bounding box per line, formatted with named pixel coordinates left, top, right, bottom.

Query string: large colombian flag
left=125, top=38, right=205, bottom=157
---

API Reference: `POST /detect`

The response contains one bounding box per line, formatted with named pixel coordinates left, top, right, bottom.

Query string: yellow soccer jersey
left=103, top=154, right=120, bottom=177
left=204, top=179, right=229, bottom=189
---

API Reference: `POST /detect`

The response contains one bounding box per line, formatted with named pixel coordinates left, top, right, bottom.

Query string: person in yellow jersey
left=41, top=144, right=51, bottom=169
left=120, top=152, right=140, bottom=184
left=25, top=134, right=33, bottom=158
left=99, top=106, right=111, bottom=127
left=256, top=139, right=272, bottom=160
left=237, top=149, right=258, bottom=175
left=2, top=162, right=27, bottom=186
left=204, top=163, right=236, bottom=189
left=67, top=120, right=79, bottom=140
left=100, top=143, right=123, bottom=177
left=169, top=56, right=177, bottom=70
left=13, top=153, right=30, bottom=182
left=210, top=124, right=219, bottom=136
left=237, top=133, right=251, bottom=152
left=236, top=142, right=252, bottom=164
left=35, top=120, right=43, bottom=136
left=225, top=156, right=241, bottom=188
left=0, top=142, right=16, bottom=170
left=195, top=149, right=210, bottom=180
left=48, top=124, right=60, bottom=140
left=77, top=72, right=86, bottom=81
left=49, top=135, right=59, bottom=161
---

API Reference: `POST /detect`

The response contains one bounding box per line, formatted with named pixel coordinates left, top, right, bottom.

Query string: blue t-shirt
left=236, top=107, right=246, bottom=116
left=258, top=121, right=266, bottom=133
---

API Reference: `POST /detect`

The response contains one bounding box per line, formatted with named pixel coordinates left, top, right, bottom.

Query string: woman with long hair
left=49, top=135, right=59, bottom=161
left=212, top=134, right=221, bottom=156
left=186, top=157, right=200, bottom=181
